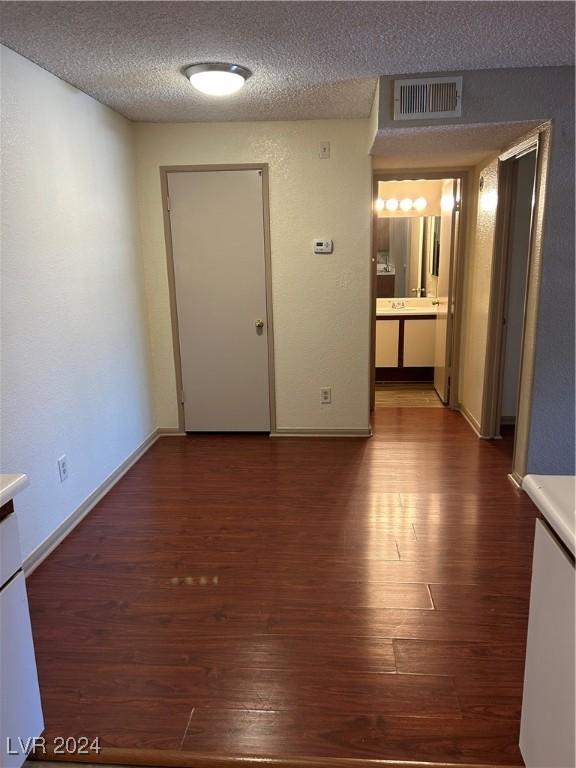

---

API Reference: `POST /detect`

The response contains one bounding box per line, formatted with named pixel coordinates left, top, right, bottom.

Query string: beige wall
left=134, top=119, right=373, bottom=431
left=458, top=158, right=499, bottom=428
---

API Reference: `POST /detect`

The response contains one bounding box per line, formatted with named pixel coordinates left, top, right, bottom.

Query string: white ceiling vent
left=393, top=76, right=463, bottom=120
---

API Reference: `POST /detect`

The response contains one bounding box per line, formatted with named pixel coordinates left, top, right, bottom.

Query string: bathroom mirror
left=375, top=215, right=441, bottom=299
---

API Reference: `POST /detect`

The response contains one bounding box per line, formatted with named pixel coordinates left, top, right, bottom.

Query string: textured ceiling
left=371, top=120, right=545, bottom=169
left=0, top=1, right=574, bottom=122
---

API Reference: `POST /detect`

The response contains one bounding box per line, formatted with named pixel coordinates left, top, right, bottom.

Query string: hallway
left=27, top=409, right=537, bottom=766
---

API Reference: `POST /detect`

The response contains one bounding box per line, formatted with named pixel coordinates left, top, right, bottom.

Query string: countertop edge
left=376, top=311, right=437, bottom=318
left=523, top=474, right=575, bottom=556
left=0, top=474, right=29, bottom=508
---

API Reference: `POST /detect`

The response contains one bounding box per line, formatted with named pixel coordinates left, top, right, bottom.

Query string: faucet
left=391, top=300, right=406, bottom=309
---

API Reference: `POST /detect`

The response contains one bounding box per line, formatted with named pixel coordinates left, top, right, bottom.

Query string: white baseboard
left=271, top=428, right=372, bottom=438
left=459, top=405, right=488, bottom=439
left=158, top=428, right=187, bottom=436
left=23, top=429, right=161, bottom=576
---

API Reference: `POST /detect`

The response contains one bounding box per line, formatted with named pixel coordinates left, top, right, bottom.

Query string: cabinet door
left=403, top=319, right=436, bottom=367
left=375, top=320, right=399, bottom=367
left=520, top=520, right=575, bottom=768
left=0, top=573, right=44, bottom=768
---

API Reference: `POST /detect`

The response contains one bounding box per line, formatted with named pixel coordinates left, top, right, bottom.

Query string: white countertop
left=0, top=474, right=29, bottom=508
left=523, top=474, right=575, bottom=555
left=376, top=306, right=437, bottom=317
left=376, top=298, right=438, bottom=317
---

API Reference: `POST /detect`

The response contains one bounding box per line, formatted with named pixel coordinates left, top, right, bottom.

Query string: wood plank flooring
left=375, top=384, right=443, bottom=408
left=27, top=408, right=537, bottom=766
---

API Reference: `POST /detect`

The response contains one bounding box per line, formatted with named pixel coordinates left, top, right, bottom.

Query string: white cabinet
left=0, top=573, right=44, bottom=767
left=0, top=475, right=44, bottom=768
left=520, top=519, right=575, bottom=768
left=375, top=320, right=399, bottom=367
left=0, top=512, right=21, bottom=588
left=404, top=318, right=436, bottom=367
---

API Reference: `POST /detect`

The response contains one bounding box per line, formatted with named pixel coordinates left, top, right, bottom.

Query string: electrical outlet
left=320, top=387, right=332, bottom=404
left=57, top=455, right=69, bottom=482
left=319, top=141, right=331, bottom=159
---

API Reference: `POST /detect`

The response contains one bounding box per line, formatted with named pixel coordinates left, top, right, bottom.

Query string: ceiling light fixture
left=185, top=63, right=252, bottom=96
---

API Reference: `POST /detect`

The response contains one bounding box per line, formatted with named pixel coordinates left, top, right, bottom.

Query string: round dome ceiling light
left=185, top=63, right=252, bottom=96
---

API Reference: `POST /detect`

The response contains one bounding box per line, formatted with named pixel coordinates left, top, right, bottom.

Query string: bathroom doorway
left=370, top=173, right=465, bottom=413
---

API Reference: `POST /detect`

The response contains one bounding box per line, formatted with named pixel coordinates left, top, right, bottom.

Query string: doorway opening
left=370, top=173, right=464, bottom=416
left=496, top=150, right=537, bottom=454
left=481, top=127, right=548, bottom=482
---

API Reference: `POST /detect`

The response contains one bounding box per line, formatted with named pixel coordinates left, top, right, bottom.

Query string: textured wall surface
left=134, top=120, right=373, bottom=431
left=526, top=74, right=575, bottom=474
left=458, top=160, right=499, bottom=428
left=378, top=67, right=575, bottom=130
left=0, top=46, right=154, bottom=558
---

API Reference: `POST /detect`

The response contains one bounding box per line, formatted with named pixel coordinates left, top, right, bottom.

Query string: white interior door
left=434, top=178, right=460, bottom=403
left=168, top=170, right=271, bottom=432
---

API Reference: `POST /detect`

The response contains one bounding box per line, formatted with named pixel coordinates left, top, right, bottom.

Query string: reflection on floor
left=27, top=411, right=536, bottom=766
left=376, top=383, right=443, bottom=408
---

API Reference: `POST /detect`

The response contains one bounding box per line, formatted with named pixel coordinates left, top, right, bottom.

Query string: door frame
left=370, top=169, right=469, bottom=411
left=481, top=123, right=551, bottom=483
left=159, top=164, right=277, bottom=433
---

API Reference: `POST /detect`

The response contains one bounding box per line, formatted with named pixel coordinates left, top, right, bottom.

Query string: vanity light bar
left=376, top=197, right=428, bottom=211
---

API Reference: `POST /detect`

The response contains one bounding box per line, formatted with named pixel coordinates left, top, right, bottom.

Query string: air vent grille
left=393, top=77, right=462, bottom=120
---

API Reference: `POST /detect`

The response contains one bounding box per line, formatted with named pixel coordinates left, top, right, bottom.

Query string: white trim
left=458, top=405, right=489, bottom=439
left=271, top=428, right=372, bottom=438
left=23, top=429, right=161, bottom=576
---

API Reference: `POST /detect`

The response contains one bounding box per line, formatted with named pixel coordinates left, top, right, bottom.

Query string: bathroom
left=373, top=177, right=459, bottom=407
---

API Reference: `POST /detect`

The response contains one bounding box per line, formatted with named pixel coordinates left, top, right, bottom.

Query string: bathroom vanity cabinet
left=376, top=313, right=436, bottom=381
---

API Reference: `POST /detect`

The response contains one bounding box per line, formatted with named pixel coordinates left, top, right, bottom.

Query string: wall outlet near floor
left=320, top=387, right=332, bottom=404
left=57, top=455, right=69, bottom=482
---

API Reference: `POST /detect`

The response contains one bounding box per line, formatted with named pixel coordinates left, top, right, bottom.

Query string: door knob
left=255, top=319, right=265, bottom=330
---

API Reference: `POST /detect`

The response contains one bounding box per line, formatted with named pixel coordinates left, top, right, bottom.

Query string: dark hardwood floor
left=27, top=408, right=537, bottom=766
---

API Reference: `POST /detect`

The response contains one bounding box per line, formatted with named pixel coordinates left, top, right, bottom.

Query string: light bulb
left=414, top=197, right=427, bottom=211
left=385, top=198, right=399, bottom=212
left=375, top=198, right=385, bottom=212
left=400, top=198, right=413, bottom=212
